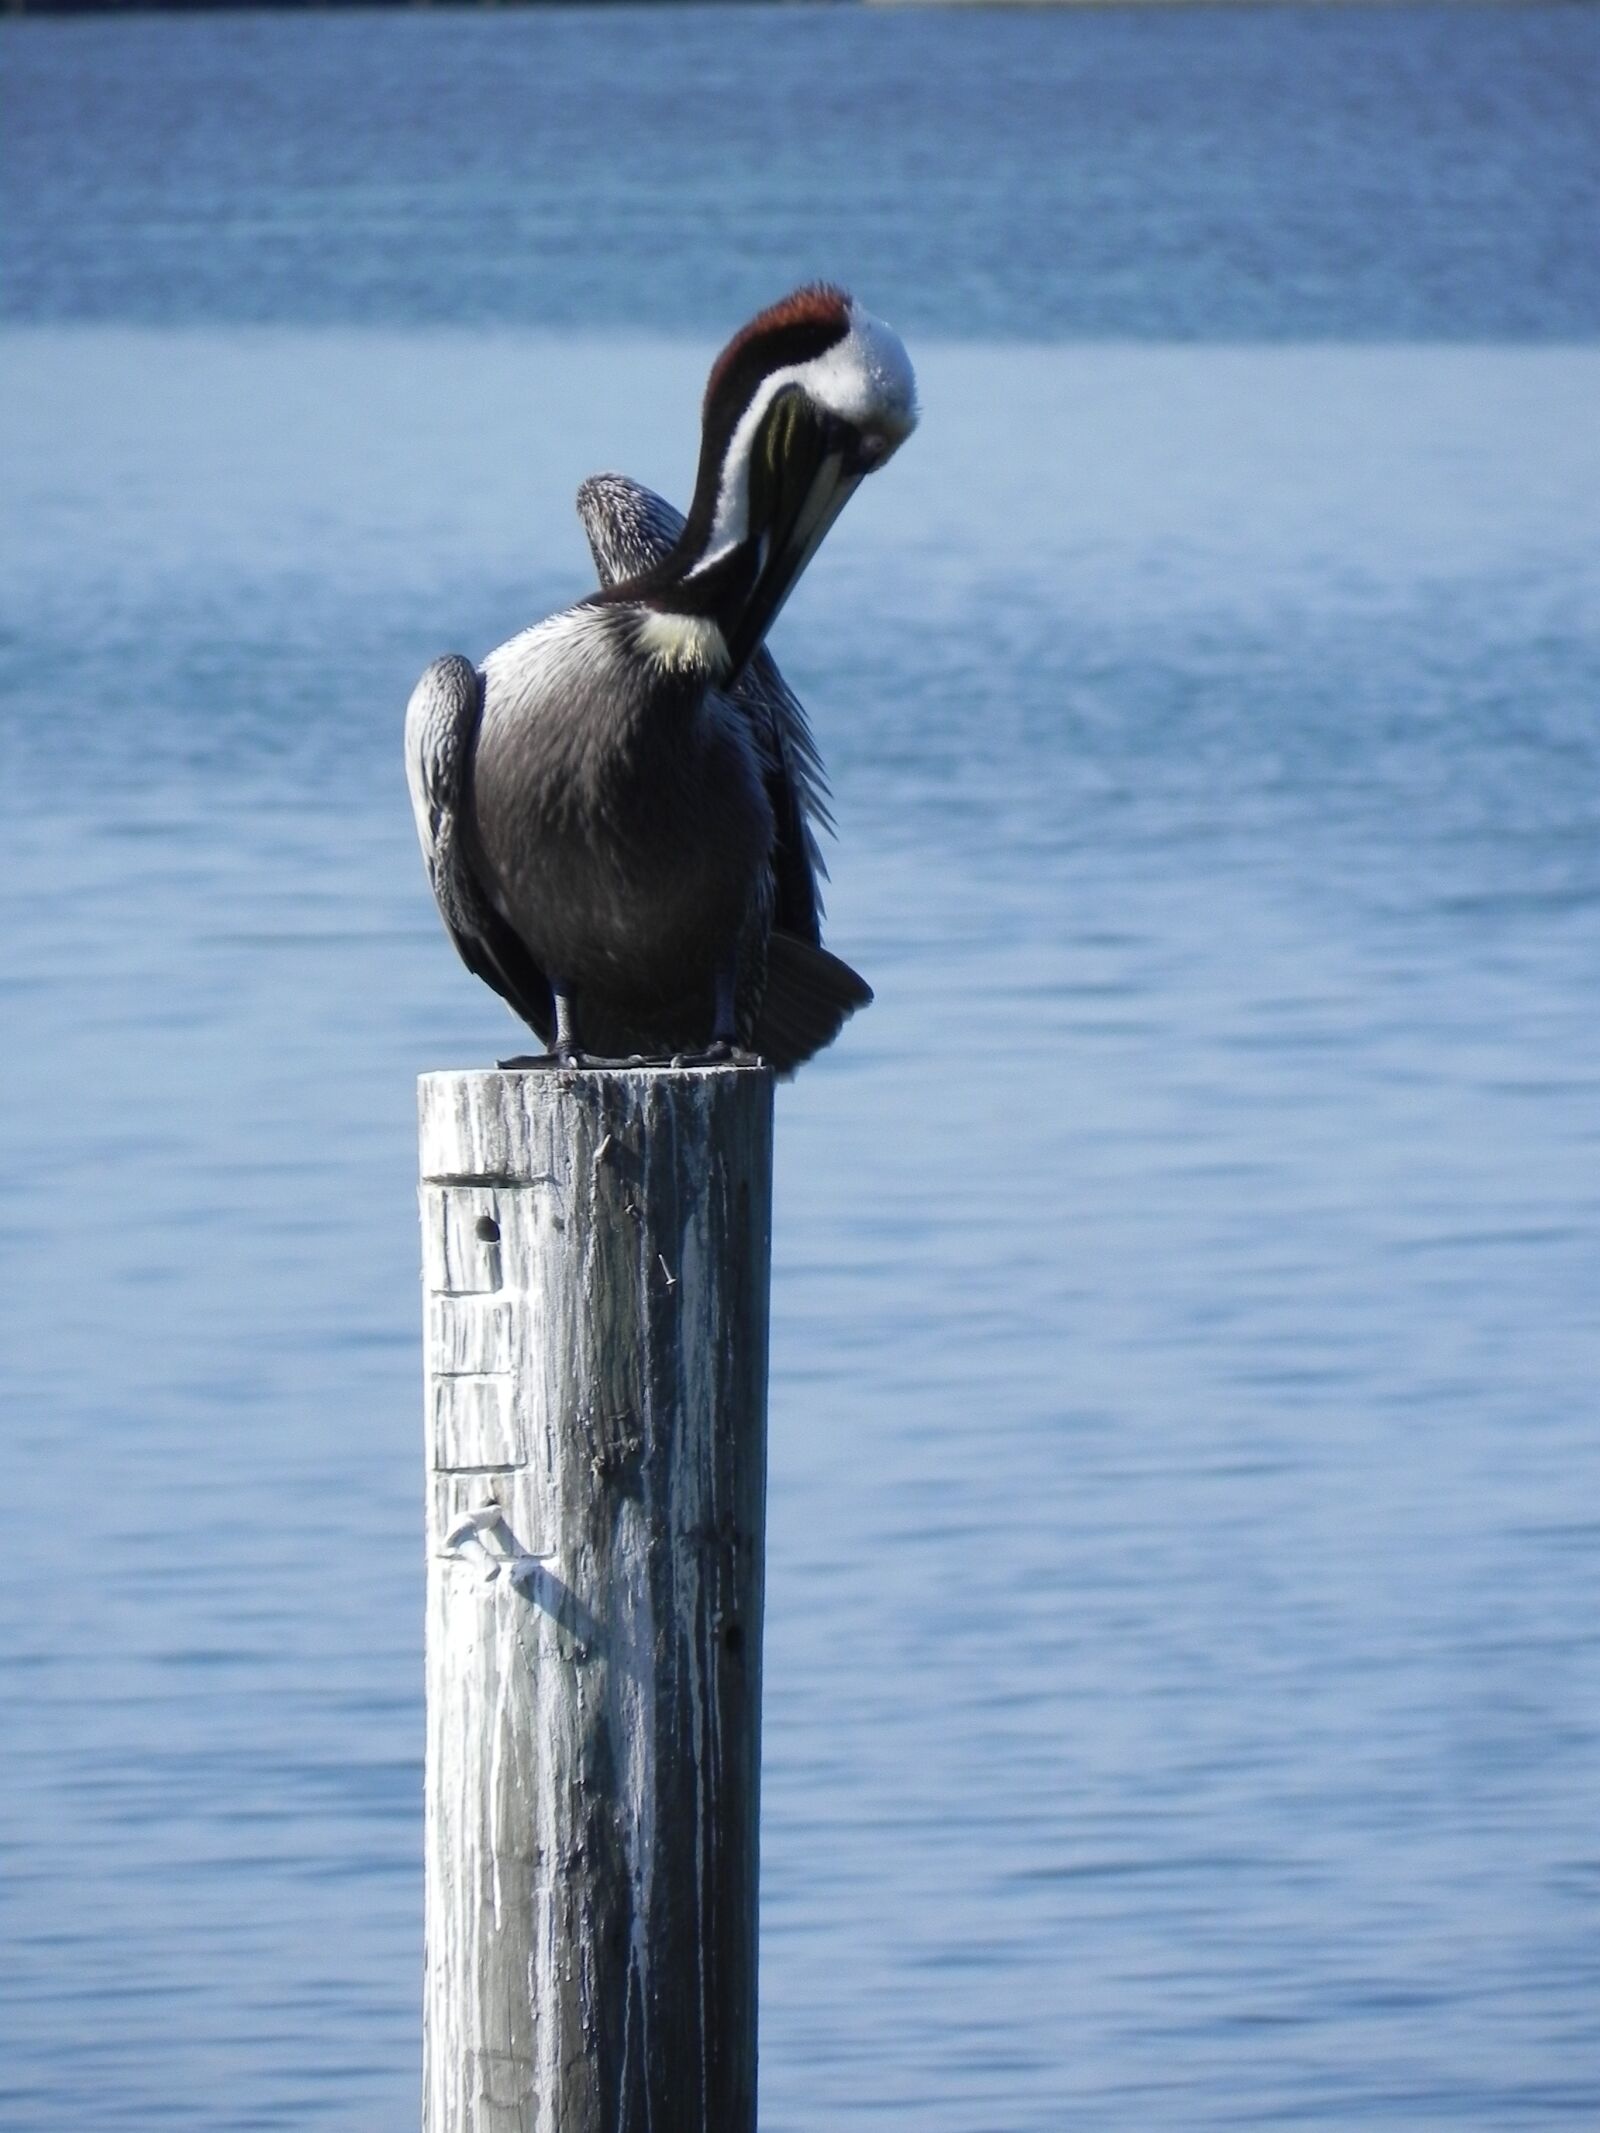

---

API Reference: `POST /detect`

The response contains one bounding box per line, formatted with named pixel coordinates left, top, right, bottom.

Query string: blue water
left=2, top=10, right=1599, bottom=2131
left=5, top=4, right=1599, bottom=339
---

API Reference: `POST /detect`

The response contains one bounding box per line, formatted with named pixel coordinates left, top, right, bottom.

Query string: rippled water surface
left=2, top=9, right=1599, bottom=2131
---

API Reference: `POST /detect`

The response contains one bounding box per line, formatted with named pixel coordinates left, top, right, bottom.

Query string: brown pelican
left=405, top=284, right=917, bottom=1072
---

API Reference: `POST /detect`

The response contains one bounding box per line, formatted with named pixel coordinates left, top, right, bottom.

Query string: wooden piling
left=418, top=1064, right=774, bottom=2133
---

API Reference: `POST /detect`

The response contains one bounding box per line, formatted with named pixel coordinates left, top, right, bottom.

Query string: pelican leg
left=671, top=961, right=760, bottom=1069
left=552, top=983, right=581, bottom=1061
left=712, top=961, right=738, bottom=1049
left=499, top=981, right=593, bottom=1070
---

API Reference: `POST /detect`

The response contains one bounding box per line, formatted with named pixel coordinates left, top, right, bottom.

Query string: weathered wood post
left=418, top=1063, right=774, bottom=2133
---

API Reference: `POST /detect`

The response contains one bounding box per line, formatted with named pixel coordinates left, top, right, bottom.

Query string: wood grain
left=419, top=1064, right=774, bottom=2133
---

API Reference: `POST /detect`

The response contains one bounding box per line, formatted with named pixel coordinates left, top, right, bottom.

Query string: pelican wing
left=404, top=652, right=554, bottom=1040
left=576, top=471, right=833, bottom=947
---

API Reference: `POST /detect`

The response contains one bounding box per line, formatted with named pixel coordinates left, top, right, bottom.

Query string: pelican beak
left=723, top=389, right=891, bottom=679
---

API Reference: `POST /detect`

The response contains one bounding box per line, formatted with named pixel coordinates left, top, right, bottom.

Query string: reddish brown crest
left=703, top=284, right=852, bottom=420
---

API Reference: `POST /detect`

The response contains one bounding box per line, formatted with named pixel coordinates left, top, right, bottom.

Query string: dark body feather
left=469, top=602, right=777, bottom=1060
left=404, top=653, right=554, bottom=1035
left=406, top=487, right=870, bottom=1072
left=576, top=472, right=834, bottom=948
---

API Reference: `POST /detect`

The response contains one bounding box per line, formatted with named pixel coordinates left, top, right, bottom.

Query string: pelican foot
left=498, top=1050, right=575, bottom=1070
left=669, top=1042, right=765, bottom=1070
left=498, top=1050, right=661, bottom=1072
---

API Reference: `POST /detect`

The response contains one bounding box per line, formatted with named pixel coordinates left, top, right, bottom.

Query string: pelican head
left=608, top=285, right=918, bottom=680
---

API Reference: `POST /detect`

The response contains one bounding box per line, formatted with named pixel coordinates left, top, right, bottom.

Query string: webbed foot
left=668, top=1041, right=765, bottom=1069
left=498, top=1049, right=584, bottom=1070
left=498, top=1050, right=660, bottom=1072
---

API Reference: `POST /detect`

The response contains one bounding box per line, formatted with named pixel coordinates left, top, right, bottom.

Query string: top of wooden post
left=418, top=1062, right=773, bottom=1184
